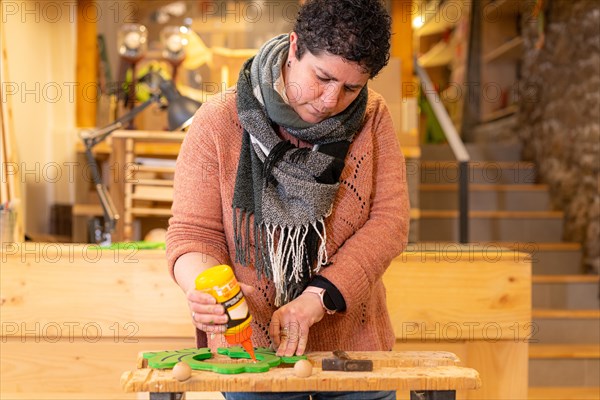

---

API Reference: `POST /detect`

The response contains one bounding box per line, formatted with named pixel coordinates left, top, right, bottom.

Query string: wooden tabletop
left=121, top=351, right=481, bottom=393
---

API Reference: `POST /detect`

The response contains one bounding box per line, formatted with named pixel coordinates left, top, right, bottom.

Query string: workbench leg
left=410, top=391, right=455, bottom=400
left=149, top=393, right=185, bottom=400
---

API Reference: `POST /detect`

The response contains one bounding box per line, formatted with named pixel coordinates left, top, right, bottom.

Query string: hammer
left=322, top=350, right=373, bottom=372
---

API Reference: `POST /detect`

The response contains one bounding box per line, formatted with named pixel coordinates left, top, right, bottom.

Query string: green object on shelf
left=90, top=241, right=165, bottom=250
left=143, top=346, right=307, bottom=375
left=419, top=91, right=446, bottom=144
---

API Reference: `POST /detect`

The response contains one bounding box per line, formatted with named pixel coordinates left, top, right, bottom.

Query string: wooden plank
left=76, top=139, right=183, bottom=157
left=393, top=342, right=470, bottom=400
left=136, top=350, right=462, bottom=370
left=112, top=130, right=186, bottom=142
left=130, top=207, right=173, bottom=216
left=280, top=351, right=461, bottom=368
left=71, top=203, right=103, bottom=216
left=1, top=393, right=140, bottom=400
left=1, top=393, right=223, bottom=400
left=390, top=0, right=413, bottom=89
left=121, top=364, right=481, bottom=393
left=135, top=179, right=175, bottom=187
left=1, top=246, right=193, bottom=338
left=132, top=185, right=174, bottom=202
left=392, top=341, right=528, bottom=400
left=1, top=338, right=195, bottom=393
left=385, top=250, right=531, bottom=341
left=529, top=344, right=600, bottom=359
left=2, top=246, right=531, bottom=341
left=415, top=0, right=465, bottom=37
left=110, top=135, right=127, bottom=241
left=76, top=0, right=97, bottom=127
left=134, top=165, right=176, bottom=174
left=481, top=104, right=519, bottom=123
left=467, top=341, right=528, bottom=400
left=483, top=36, right=524, bottom=63
left=0, top=20, right=24, bottom=241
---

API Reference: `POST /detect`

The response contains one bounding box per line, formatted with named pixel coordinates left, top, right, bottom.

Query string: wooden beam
left=0, top=20, right=25, bottom=241
left=76, top=0, right=98, bottom=127
left=390, top=0, right=414, bottom=98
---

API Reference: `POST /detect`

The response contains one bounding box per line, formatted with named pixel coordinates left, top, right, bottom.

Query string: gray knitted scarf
left=233, top=34, right=367, bottom=306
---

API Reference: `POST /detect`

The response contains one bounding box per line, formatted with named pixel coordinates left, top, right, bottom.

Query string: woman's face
left=284, top=32, right=370, bottom=124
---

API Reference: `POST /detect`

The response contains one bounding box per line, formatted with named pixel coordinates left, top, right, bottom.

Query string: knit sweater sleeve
left=319, top=94, right=410, bottom=313
left=165, top=99, right=233, bottom=279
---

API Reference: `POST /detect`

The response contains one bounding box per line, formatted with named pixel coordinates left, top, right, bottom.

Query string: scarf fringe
left=266, top=219, right=329, bottom=306
left=233, top=208, right=329, bottom=307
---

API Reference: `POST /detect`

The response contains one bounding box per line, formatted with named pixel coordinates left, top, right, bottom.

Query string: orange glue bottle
left=195, top=265, right=257, bottom=361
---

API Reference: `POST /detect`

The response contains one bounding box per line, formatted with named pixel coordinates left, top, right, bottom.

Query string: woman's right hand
left=186, top=289, right=229, bottom=335
left=186, top=282, right=255, bottom=335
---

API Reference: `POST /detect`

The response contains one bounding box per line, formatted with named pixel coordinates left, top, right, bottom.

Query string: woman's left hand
left=269, top=293, right=325, bottom=356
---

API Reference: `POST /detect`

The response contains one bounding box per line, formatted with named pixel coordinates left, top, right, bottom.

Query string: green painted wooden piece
left=143, top=347, right=307, bottom=375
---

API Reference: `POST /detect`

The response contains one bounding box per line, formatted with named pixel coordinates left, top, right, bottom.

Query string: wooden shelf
left=129, top=207, right=173, bottom=217
left=418, top=40, right=454, bottom=68
left=415, top=0, right=465, bottom=37
left=133, top=165, right=176, bottom=174
left=483, top=0, right=526, bottom=20
left=72, top=203, right=102, bottom=216
left=484, top=36, right=524, bottom=63
left=110, top=130, right=184, bottom=241
left=478, top=0, right=529, bottom=123
left=481, top=104, right=518, bottom=122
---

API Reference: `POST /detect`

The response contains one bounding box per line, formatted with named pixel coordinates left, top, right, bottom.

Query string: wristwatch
left=303, top=286, right=337, bottom=315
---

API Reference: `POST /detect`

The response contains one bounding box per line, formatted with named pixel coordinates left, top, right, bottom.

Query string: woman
left=166, top=0, right=409, bottom=398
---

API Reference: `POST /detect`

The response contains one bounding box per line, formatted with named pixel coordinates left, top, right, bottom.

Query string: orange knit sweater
left=166, top=87, right=410, bottom=352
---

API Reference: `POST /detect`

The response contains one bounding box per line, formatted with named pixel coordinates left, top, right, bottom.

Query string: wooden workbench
left=121, top=350, right=481, bottom=399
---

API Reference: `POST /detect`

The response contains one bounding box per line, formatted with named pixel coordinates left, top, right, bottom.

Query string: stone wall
left=519, top=0, right=600, bottom=272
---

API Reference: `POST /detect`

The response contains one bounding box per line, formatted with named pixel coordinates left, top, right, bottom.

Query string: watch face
left=304, top=287, right=336, bottom=314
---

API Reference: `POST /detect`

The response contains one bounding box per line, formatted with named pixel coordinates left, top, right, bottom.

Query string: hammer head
left=321, top=351, right=373, bottom=372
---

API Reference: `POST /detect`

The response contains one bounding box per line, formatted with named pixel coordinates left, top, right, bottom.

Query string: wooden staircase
left=419, top=143, right=600, bottom=399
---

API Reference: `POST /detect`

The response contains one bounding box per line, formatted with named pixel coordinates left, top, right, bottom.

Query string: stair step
left=419, top=161, right=536, bottom=184
left=413, top=241, right=584, bottom=274
left=533, top=275, right=600, bottom=310
left=533, top=309, right=600, bottom=319
left=421, top=142, right=523, bottom=162
left=419, top=211, right=564, bottom=242
left=533, top=275, right=600, bottom=283
left=530, top=344, right=600, bottom=359
left=532, top=309, right=600, bottom=344
left=421, top=210, right=563, bottom=218
left=420, top=183, right=551, bottom=211
left=486, top=242, right=584, bottom=275
left=528, top=387, right=600, bottom=400
left=529, top=345, right=600, bottom=387
left=533, top=275, right=600, bottom=308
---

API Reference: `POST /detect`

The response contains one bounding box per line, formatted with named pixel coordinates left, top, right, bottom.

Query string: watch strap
left=303, top=286, right=337, bottom=314
left=309, top=276, right=346, bottom=312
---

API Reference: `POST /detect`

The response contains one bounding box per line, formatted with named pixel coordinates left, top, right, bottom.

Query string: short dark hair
left=293, top=0, right=392, bottom=78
